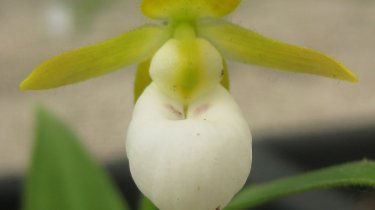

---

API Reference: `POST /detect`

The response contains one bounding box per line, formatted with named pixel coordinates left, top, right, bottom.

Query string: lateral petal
left=134, top=59, right=152, bottom=103
left=20, top=25, right=171, bottom=90
left=198, top=20, right=358, bottom=82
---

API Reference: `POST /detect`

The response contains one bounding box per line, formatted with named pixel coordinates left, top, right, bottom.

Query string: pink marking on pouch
left=165, top=104, right=183, bottom=118
left=194, top=104, right=210, bottom=117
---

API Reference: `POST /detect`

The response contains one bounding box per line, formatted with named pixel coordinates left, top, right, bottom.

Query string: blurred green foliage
left=226, top=160, right=375, bottom=210
left=70, top=0, right=115, bottom=31
left=23, top=106, right=128, bottom=210
left=139, top=196, right=157, bottom=210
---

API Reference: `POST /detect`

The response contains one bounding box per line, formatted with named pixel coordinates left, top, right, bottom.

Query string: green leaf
left=226, top=160, right=375, bottom=210
left=138, top=195, right=157, bottom=210
left=23, top=106, right=129, bottom=210
left=20, top=25, right=170, bottom=90
left=198, top=19, right=358, bottom=82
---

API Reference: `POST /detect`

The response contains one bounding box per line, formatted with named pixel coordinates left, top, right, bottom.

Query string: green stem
left=173, top=21, right=196, bottom=40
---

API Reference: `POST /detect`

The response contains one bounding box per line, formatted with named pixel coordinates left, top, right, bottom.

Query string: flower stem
left=173, top=21, right=196, bottom=40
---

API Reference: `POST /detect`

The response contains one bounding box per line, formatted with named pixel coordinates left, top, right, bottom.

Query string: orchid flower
left=20, top=1, right=357, bottom=210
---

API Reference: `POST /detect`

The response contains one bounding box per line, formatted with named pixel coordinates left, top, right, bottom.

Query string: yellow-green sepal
left=20, top=25, right=171, bottom=90
left=134, top=59, right=152, bottom=104
left=221, top=59, right=230, bottom=90
left=197, top=19, right=358, bottom=82
left=141, top=0, right=240, bottom=20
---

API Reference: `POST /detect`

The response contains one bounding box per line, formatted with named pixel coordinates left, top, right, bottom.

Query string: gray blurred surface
left=0, top=0, right=374, bottom=175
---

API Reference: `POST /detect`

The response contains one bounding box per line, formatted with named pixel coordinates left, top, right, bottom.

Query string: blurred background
left=0, top=0, right=375, bottom=209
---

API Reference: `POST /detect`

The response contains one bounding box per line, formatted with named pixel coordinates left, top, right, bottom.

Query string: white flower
left=126, top=82, right=252, bottom=210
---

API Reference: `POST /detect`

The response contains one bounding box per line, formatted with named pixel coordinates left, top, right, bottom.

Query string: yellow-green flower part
left=141, top=0, right=241, bottom=19
left=150, top=37, right=223, bottom=104
left=20, top=0, right=357, bottom=96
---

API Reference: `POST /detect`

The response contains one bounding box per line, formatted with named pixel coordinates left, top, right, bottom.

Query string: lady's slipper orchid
left=20, top=0, right=358, bottom=210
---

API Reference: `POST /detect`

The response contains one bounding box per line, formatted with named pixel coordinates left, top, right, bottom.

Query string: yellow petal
left=198, top=20, right=358, bottom=82
left=134, top=59, right=152, bottom=103
left=141, top=0, right=240, bottom=19
left=20, top=25, right=171, bottom=90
